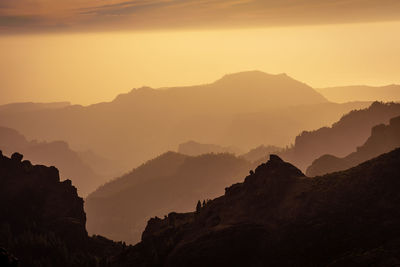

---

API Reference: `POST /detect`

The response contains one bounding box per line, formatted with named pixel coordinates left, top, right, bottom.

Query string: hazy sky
left=0, top=1, right=400, bottom=105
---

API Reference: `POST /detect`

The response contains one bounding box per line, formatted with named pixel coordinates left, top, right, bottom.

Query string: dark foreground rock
left=0, top=152, right=126, bottom=267
left=115, top=150, right=400, bottom=266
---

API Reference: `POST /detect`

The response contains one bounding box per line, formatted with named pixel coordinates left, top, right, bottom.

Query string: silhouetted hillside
left=318, top=84, right=400, bottom=103
left=85, top=152, right=253, bottom=244
left=307, top=115, right=400, bottom=176
left=281, top=101, right=400, bottom=170
left=0, top=126, right=106, bottom=196
left=0, top=151, right=126, bottom=266
left=117, top=150, right=400, bottom=266
left=178, top=140, right=242, bottom=156
left=0, top=71, right=369, bottom=169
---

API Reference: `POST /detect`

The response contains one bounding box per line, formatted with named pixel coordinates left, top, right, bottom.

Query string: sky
left=0, top=0, right=400, bottom=105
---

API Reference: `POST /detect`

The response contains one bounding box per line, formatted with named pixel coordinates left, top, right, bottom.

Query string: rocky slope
left=116, top=150, right=400, bottom=266
left=306, top=115, right=400, bottom=176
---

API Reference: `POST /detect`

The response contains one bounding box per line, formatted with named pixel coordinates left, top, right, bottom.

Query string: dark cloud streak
left=1, top=0, right=400, bottom=33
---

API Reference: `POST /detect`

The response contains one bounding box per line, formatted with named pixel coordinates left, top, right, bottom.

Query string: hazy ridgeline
left=279, top=102, right=400, bottom=170
left=307, top=114, right=400, bottom=176
left=0, top=71, right=370, bottom=174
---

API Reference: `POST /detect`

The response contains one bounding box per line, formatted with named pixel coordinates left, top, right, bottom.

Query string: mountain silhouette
left=0, top=126, right=108, bottom=196
left=0, top=71, right=370, bottom=171
left=306, top=114, right=400, bottom=176
left=85, top=152, right=253, bottom=244
left=116, top=149, right=400, bottom=266
left=318, top=84, right=400, bottom=103
left=0, top=151, right=126, bottom=266
left=280, top=101, right=400, bottom=170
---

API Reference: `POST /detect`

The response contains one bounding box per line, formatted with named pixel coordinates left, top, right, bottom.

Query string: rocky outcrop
left=0, top=151, right=87, bottom=241
left=0, top=151, right=126, bottom=266
left=116, top=150, right=400, bottom=266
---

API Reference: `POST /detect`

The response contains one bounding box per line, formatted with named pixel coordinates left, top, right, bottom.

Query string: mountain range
left=0, top=71, right=370, bottom=171
left=3, top=70, right=400, bottom=266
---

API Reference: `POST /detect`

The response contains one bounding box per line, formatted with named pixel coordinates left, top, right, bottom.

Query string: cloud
left=0, top=15, right=40, bottom=26
left=1, top=0, right=400, bottom=33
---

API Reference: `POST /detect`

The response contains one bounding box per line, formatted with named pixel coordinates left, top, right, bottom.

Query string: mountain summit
left=116, top=71, right=328, bottom=112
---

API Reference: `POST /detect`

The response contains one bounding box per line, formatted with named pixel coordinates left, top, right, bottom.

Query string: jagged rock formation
left=281, top=101, right=400, bottom=170
left=0, top=151, right=125, bottom=266
left=0, top=126, right=107, bottom=196
left=85, top=152, right=253, bottom=244
left=307, top=115, right=400, bottom=176
left=115, top=150, right=400, bottom=266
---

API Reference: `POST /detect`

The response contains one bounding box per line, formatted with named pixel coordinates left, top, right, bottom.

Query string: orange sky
left=0, top=1, right=400, bottom=105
